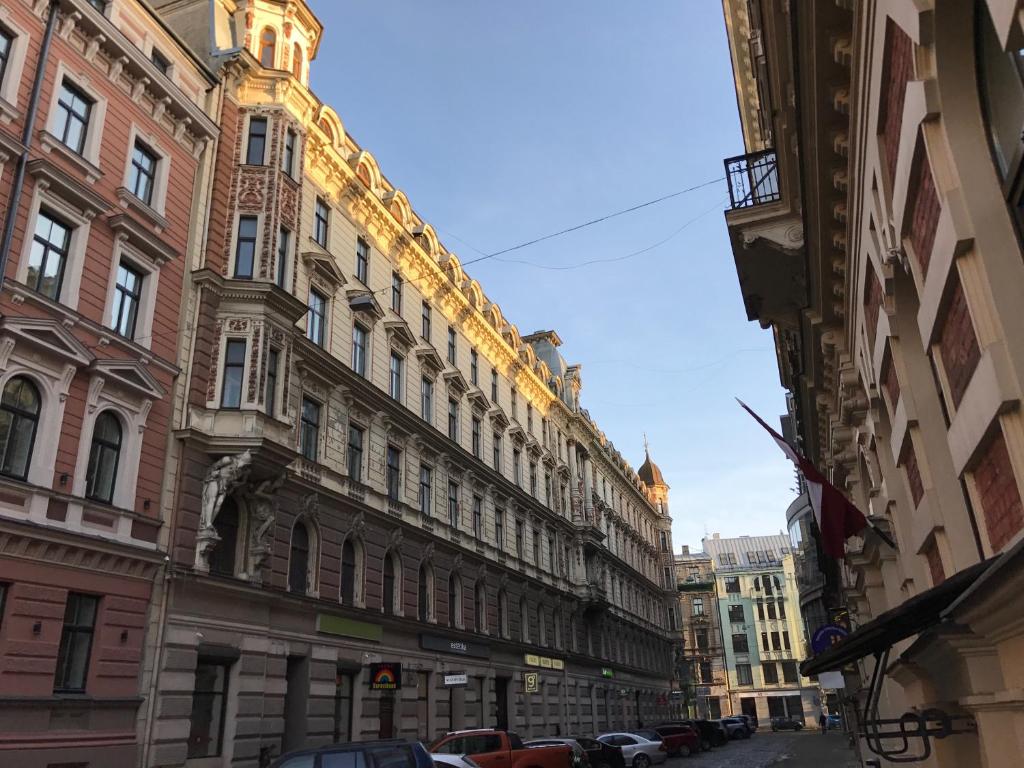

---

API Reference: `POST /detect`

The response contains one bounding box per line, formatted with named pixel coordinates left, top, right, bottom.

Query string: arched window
left=210, top=497, right=240, bottom=576
left=448, top=573, right=461, bottom=628
left=86, top=412, right=121, bottom=503
left=519, top=598, right=529, bottom=643
left=475, top=582, right=486, bottom=634
left=259, top=27, right=277, bottom=68
left=418, top=564, right=432, bottom=622
left=0, top=376, right=40, bottom=480
left=319, top=118, right=334, bottom=143
left=497, top=590, right=508, bottom=638
left=383, top=550, right=401, bottom=615
left=553, top=610, right=562, bottom=648
left=340, top=538, right=363, bottom=606
left=291, top=43, right=303, bottom=80
left=289, top=521, right=310, bottom=594
left=569, top=613, right=577, bottom=652
left=538, top=606, right=546, bottom=646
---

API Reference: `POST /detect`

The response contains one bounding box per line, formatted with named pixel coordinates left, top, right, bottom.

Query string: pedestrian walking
left=819, top=713, right=828, bottom=734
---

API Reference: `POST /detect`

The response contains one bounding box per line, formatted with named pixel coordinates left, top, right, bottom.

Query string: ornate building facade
left=673, top=545, right=728, bottom=718
left=134, top=1, right=680, bottom=765
left=0, top=0, right=218, bottom=766
left=722, top=0, right=1024, bottom=765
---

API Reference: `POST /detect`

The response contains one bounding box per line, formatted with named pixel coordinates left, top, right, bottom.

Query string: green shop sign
left=317, top=614, right=382, bottom=642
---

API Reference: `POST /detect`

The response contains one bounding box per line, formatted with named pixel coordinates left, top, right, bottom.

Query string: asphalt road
left=660, top=730, right=859, bottom=768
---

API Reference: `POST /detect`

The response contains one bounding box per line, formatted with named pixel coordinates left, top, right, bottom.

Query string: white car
left=431, top=755, right=481, bottom=768
left=596, top=733, right=667, bottom=768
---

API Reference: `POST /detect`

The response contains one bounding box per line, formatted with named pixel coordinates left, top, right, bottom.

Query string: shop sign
left=317, top=614, right=383, bottom=642
left=444, top=673, right=469, bottom=687
left=369, top=662, right=402, bottom=690
left=420, top=633, right=491, bottom=658
left=601, top=668, right=614, bottom=678
left=811, top=624, right=849, bottom=654
left=524, top=654, right=564, bottom=670
left=524, top=672, right=540, bottom=694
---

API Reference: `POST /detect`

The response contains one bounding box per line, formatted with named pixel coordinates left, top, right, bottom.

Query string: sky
left=308, top=0, right=796, bottom=551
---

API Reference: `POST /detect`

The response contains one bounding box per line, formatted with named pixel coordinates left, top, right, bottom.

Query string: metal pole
left=0, top=0, right=60, bottom=291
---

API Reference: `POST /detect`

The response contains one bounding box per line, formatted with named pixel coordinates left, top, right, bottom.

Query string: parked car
left=433, top=756, right=483, bottom=768
left=573, top=736, right=626, bottom=768
left=524, top=739, right=588, bottom=768
left=596, top=732, right=667, bottom=768
left=431, top=729, right=573, bottom=768
left=650, top=725, right=699, bottom=757
left=770, top=716, right=804, bottom=732
left=736, top=714, right=758, bottom=733
left=714, top=718, right=750, bottom=740
left=272, top=739, right=434, bottom=768
left=826, top=714, right=842, bottom=730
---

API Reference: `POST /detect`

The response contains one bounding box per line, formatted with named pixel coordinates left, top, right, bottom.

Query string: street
left=664, top=732, right=858, bottom=768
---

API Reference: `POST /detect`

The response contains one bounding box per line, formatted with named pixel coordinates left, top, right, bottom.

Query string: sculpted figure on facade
left=246, top=472, right=286, bottom=582
left=195, top=450, right=253, bottom=571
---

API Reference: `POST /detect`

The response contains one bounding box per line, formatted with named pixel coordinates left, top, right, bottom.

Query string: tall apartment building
left=721, top=1, right=1024, bottom=765
left=702, top=535, right=816, bottom=725
left=0, top=1, right=218, bottom=765
left=124, top=1, right=680, bottom=765
left=673, top=546, right=728, bottom=718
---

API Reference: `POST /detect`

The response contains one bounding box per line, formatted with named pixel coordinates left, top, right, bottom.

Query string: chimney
left=713, top=532, right=720, bottom=540
left=681, top=545, right=690, bottom=555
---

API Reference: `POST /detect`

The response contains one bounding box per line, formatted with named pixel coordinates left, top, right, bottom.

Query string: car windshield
left=633, top=730, right=660, bottom=741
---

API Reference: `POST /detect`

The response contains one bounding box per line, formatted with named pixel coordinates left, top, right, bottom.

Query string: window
left=300, top=397, right=320, bottom=461
left=490, top=369, right=498, bottom=403
left=419, top=465, right=432, bottom=516
left=259, top=26, right=276, bottom=67
left=761, top=631, right=770, bottom=651
left=526, top=404, right=533, bottom=433
left=511, top=387, right=518, bottom=420
left=515, top=519, right=524, bottom=557
left=383, top=552, right=398, bottom=615
left=736, top=663, right=753, bottom=686
left=421, top=301, right=431, bottom=339
left=283, top=128, right=297, bottom=177
left=386, top=446, right=401, bottom=502
left=209, top=498, right=239, bottom=576
left=771, top=631, right=781, bottom=650
left=351, top=323, right=367, bottom=375
left=494, top=507, right=504, bottom=549
left=27, top=210, right=70, bottom=300
left=448, top=574, right=460, bottom=628
left=471, top=417, right=481, bottom=457
left=418, top=564, right=431, bottom=622
left=276, top=227, right=290, bottom=287
left=447, top=481, right=459, bottom=527
left=692, top=597, right=705, bottom=616
left=767, top=601, right=777, bottom=620
left=470, top=349, right=478, bottom=385
left=0, top=29, right=10, bottom=86
left=720, top=552, right=737, bottom=566
left=492, top=433, right=502, bottom=471
left=529, top=461, right=538, bottom=496
left=731, top=633, right=749, bottom=653
left=291, top=42, right=303, bottom=79
left=220, top=339, right=246, bottom=408
left=389, top=352, right=403, bottom=401
left=547, top=534, right=555, bottom=572
left=421, top=377, right=433, bottom=422
left=347, top=425, right=364, bottom=483
left=55, top=80, right=92, bottom=154
left=447, top=398, right=459, bottom=440
left=391, top=271, right=402, bottom=313
left=245, top=116, right=267, bottom=165
left=447, top=326, right=456, bottom=364
left=340, top=539, right=359, bottom=605
left=472, top=495, right=483, bottom=537
left=757, top=602, right=765, bottom=621
left=150, top=47, right=171, bottom=74
left=694, top=628, right=709, bottom=650
left=314, top=197, right=330, bottom=247
left=355, top=238, right=369, bottom=283
left=187, top=659, right=230, bottom=759
left=129, top=141, right=158, bottom=205
left=728, top=604, right=744, bottom=623
left=725, top=577, right=740, bottom=594
left=289, top=521, right=310, bottom=593
left=783, top=631, right=791, bottom=650
left=234, top=216, right=258, bottom=278
left=782, top=661, right=798, bottom=683
left=700, top=660, right=713, bottom=684
left=111, top=262, right=143, bottom=339
left=264, top=349, right=279, bottom=416
left=0, top=377, right=40, bottom=480
left=513, top=449, right=522, bottom=487
left=763, top=662, right=779, bottom=684
left=532, top=530, right=541, bottom=564
left=307, top=288, right=327, bottom=346
left=86, top=412, right=121, bottom=503
left=497, top=590, right=507, bottom=636
left=54, top=593, right=98, bottom=692
left=778, top=600, right=786, bottom=619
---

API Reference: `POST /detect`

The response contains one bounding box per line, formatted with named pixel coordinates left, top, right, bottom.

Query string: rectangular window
left=470, top=349, right=478, bottom=385
left=761, top=631, right=770, bottom=651
left=495, top=507, right=505, bottom=549
left=347, top=425, right=364, bottom=483
left=150, top=48, right=171, bottom=74
left=731, top=633, right=749, bottom=653
left=391, top=271, right=402, bottom=313
left=419, top=464, right=432, bottom=516
left=515, top=519, right=524, bottom=557
left=471, top=417, right=482, bottom=458
left=421, top=301, right=431, bottom=339
left=386, top=446, right=401, bottom=501
left=757, top=602, right=765, bottom=621
left=28, top=210, right=71, bottom=300
left=763, top=662, right=779, bottom=684
left=234, top=215, right=258, bottom=278
left=129, top=140, right=158, bottom=205
left=527, top=403, right=533, bottom=433
left=276, top=227, right=290, bottom=287
left=783, top=631, right=791, bottom=650
left=725, top=577, right=740, bottom=594
left=283, top=128, right=297, bottom=177
left=55, top=80, right=92, bottom=155
left=490, top=369, right=498, bottom=403
left=111, top=261, right=143, bottom=339
left=220, top=339, right=246, bottom=408
left=728, top=604, right=744, bottom=623
left=307, top=288, right=327, bottom=346
left=448, top=398, right=459, bottom=441
left=529, top=461, right=538, bottom=496
left=544, top=471, right=552, bottom=506
left=421, top=377, right=433, bottom=422
left=300, top=397, right=320, bottom=461
left=778, top=600, right=786, bottom=619
left=547, top=534, right=555, bottom=572
left=314, top=197, right=330, bottom=247
left=692, top=597, right=705, bottom=616
left=54, top=593, right=99, bottom=692
left=736, top=663, right=753, bottom=686
left=265, top=348, right=279, bottom=416
left=771, top=631, right=781, bottom=650
left=492, top=433, right=502, bottom=471
left=767, top=601, right=777, bottom=620
left=781, top=661, right=798, bottom=683
left=513, top=449, right=522, bottom=487
left=0, top=31, right=11, bottom=91
left=511, top=387, right=518, bottom=420
left=532, top=530, right=541, bottom=564
left=355, top=238, right=369, bottom=283
left=447, top=326, right=457, bottom=364
left=389, top=352, right=403, bottom=401
left=187, top=659, right=230, bottom=759
left=700, top=660, right=713, bottom=684
left=472, top=495, right=483, bottom=537
left=351, top=324, right=367, bottom=375
left=695, top=628, right=709, bottom=650
left=245, top=116, right=267, bottom=165
left=721, top=552, right=737, bottom=566
left=447, top=481, right=459, bottom=527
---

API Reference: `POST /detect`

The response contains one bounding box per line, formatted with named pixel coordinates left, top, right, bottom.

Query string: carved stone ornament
left=388, top=526, right=404, bottom=550
left=244, top=472, right=286, bottom=583
left=195, top=450, right=253, bottom=572
left=347, top=510, right=366, bottom=539
left=451, top=553, right=463, bottom=574
left=302, top=492, right=320, bottom=523
left=421, top=541, right=435, bottom=564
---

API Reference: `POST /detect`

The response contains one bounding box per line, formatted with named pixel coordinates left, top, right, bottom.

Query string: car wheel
left=634, top=754, right=650, bottom=768
left=678, top=746, right=690, bottom=758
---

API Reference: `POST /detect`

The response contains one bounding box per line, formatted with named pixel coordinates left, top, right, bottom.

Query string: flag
left=737, top=400, right=867, bottom=559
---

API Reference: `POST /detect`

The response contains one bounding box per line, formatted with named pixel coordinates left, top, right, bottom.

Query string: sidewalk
left=768, top=732, right=860, bottom=768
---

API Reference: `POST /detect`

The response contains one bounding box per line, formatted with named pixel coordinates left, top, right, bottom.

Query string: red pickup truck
left=431, top=729, right=573, bottom=768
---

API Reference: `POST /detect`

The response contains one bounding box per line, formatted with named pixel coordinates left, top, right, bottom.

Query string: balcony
left=677, top=574, right=714, bottom=591
left=725, top=150, right=781, bottom=208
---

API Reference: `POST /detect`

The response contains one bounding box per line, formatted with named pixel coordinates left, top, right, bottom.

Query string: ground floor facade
left=727, top=687, right=818, bottom=727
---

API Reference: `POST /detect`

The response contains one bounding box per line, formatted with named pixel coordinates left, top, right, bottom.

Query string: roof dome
left=638, top=450, right=666, bottom=487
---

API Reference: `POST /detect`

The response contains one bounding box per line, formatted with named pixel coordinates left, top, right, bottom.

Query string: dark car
left=650, top=725, right=699, bottom=757
left=656, top=720, right=722, bottom=750
left=272, top=739, right=434, bottom=768
left=736, top=714, right=758, bottom=733
left=575, top=737, right=626, bottom=768
left=770, top=716, right=804, bottom=732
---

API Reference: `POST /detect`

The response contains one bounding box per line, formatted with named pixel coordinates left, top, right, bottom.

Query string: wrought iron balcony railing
left=724, top=149, right=781, bottom=209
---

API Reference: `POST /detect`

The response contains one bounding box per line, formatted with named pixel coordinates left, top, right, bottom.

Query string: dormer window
left=259, top=27, right=277, bottom=68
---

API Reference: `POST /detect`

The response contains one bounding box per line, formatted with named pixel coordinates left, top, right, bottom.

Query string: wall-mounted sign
left=444, top=673, right=469, bottom=687
left=369, top=663, right=402, bottom=690
left=811, top=624, right=849, bottom=654
left=420, top=634, right=491, bottom=659
left=524, top=672, right=540, bottom=694
left=524, top=654, right=564, bottom=670
left=601, top=668, right=614, bottom=678
left=317, top=614, right=382, bottom=642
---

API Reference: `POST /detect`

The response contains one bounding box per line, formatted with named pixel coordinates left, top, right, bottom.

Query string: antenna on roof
left=643, top=432, right=650, bottom=455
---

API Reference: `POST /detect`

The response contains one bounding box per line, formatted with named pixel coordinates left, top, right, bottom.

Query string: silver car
left=596, top=733, right=667, bottom=768
left=525, top=739, right=587, bottom=768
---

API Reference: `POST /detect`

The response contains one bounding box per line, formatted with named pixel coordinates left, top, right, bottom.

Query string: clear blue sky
left=309, top=0, right=796, bottom=550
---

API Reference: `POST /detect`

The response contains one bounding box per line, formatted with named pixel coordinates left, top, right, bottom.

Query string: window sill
left=0, top=95, right=20, bottom=126
left=37, top=130, right=103, bottom=183
left=115, top=186, right=169, bottom=232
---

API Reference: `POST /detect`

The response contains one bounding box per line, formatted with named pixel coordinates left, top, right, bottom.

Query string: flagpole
left=866, top=522, right=896, bottom=551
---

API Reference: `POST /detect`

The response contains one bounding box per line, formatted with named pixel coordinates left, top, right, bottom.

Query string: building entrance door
left=740, top=697, right=757, bottom=722
left=379, top=692, right=395, bottom=738
left=333, top=671, right=354, bottom=743
left=495, top=677, right=509, bottom=730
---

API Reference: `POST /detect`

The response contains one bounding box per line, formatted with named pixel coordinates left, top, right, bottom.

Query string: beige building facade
left=722, top=0, right=1024, bottom=765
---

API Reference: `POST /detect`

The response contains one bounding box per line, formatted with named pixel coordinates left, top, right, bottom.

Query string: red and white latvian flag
left=738, top=400, right=867, bottom=559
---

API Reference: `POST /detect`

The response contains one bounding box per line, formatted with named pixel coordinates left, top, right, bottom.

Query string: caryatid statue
left=194, top=450, right=253, bottom=571
left=245, top=472, right=286, bottom=582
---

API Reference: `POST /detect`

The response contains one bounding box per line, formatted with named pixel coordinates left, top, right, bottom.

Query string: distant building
left=674, top=546, right=728, bottom=718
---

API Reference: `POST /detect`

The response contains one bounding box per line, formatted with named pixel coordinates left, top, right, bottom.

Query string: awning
left=801, top=557, right=995, bottom=676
